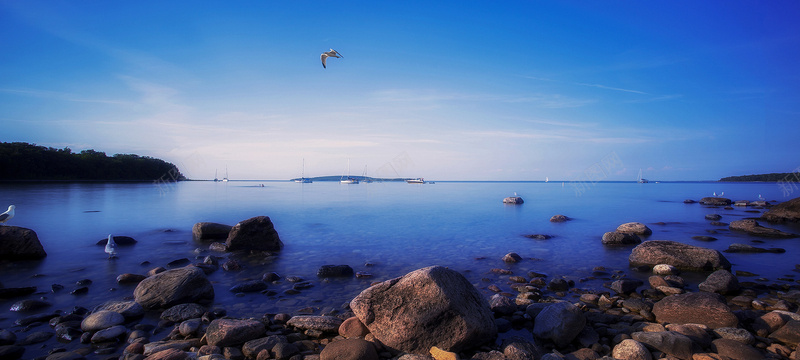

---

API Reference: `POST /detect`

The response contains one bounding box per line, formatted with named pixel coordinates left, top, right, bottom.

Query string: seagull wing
left=0, top=213, right=7, bottom=222
left=332, top=49, right=342, bottom=58
left=321, top=53, right=328, bottom=68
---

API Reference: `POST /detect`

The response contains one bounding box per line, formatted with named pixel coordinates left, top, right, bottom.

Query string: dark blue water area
left=1, top=180, right=799, bottom=323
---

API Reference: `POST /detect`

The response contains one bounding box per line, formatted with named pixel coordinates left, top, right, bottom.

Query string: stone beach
left=0, top=198, right=799, bottom=360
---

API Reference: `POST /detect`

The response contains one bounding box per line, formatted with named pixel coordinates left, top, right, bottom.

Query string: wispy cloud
left=0, top=87, right=132, bottom=105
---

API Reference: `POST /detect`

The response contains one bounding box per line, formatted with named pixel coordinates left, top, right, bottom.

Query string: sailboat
left=361, top=165, right=373, bottom=183
left=637, top=169, right=648, bottom=183
left=340, top=159, right=359, bottom=184
left=222, top=167, right=229, bottom=182
left=545, top=177, right=549, bottom=183
left=295, top=159, right=312, bottom=183
left=214, top=169, right=220, bottom=182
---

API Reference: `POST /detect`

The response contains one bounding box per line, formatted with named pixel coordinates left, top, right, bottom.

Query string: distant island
left=290, top=176, right=410, bottom=182
left=719, top=172, right=795, bottom=182
left=0, top=142, right=185, bottom=181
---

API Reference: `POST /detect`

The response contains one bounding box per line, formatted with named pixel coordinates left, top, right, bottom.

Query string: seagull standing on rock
left=0, top=205, right=14, bottom=225
left=320, top=48, right=342, bottom=68
left=105, top=234, right=117, bottom=259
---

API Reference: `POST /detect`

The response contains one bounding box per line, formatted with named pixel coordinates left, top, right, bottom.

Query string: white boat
left=406, top=178, right=425, bottom=184
left=545, top=177, right=549, bottom=183
left=637, top=169, right=648, bottom=183
left=222, top=167, right=229, bottom=182
left=295, top=159, right=312, bottom=183
left=340, top=159, right=359, bottom=184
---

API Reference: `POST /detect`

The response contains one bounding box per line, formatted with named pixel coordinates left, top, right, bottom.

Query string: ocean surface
left=2, top=180, right=799, bottom=323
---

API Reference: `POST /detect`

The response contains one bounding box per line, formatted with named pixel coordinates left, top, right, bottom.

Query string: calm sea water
left=2, top=180, right=799, bottom=322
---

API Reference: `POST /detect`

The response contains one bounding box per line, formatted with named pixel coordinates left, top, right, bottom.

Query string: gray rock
left=205, top=318, right=266, bottom=347
left=286, top=315, right=343, bottom=333
left=161, top=303, right=205, bottom=322
left=81, top=310, right=125, bottom=332
left=93, top=300, right=144, bottom=320
left=503, top=196, right=524, bottom=204
left=761, top=196, right=800, bottom=223
left=350, top=265, right=497, bottom=354
left=652, top=292, right=738, bottom=329
left=242, top=335, right=288, bottom=359
left=631, top=331, right=692, bottom=360
left=713, top=327, right=755, bottom=345
left=549, top=214, right=570, bottom=222
left=617, top=222, right=652, bottom=236
left=116, top=273, right=147, bottom=284
left=705, top=214, right=722, bottom=221
left=612, top=339, right=652, bottom=360
left=316, top=265, right=354, bottom=278
left=489, top=294, right=517, bottom=316
left=532, top=302, right=586, bottom=347
left=90, top=324, right=127, bottom=343
left=610, top=279, right=644, bottom=295
left=711, top=338, right=764, bottom=360
left=0, top=345, right=25, bottom=360
left=179, top=318, right=202, bottom=337
left=272, top=342, right=300, bottom=360
left=700, top=197, right=732, bottom=206
left=698, top=269, right=740, bottom=295
left=0, top=226, right=47, bottom=260
left=9, top=299, right=50, bottom=312
left=502, top=252, right=522, bottom=263
left=229, top=280, right=268, bottom=293
left=0, top=329, right=16, bottom=346
left=768, top=320, right=800, bottom=347
left=133, top=266, right=214, bottom=309
left=724, top=243, right=785, bottom=253
left=96, top=235, right=137, bottom=246
left=226, top=216, right=283, bottom=251
left=192, top=222, right=232, bottom=241
left=629, top=240, right=731, bottom=271
left=319, top=338, right=378, bottom=360
left=729, top=219, right=797, bottom=238
left=501, top=336, right=544, bottom=360
left=602, top=231, right=641, bottom=246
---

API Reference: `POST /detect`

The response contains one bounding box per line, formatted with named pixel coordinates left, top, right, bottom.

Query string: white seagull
left=0, top=205, right=15, bottom=225
left=320, top=48, right=342, bottom=69
left=105, top=234, right=117, bottom=258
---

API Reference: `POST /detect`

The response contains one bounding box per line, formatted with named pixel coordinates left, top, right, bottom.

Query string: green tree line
left=0, top=142, right=186, bottom=181
left=719, top=173, right=794, bottom=182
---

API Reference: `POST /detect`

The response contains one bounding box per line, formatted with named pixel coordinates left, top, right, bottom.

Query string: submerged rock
left=723, top=243, right=785, bottom=253
left=616, top=222, right=652, bottom=236
left=700, top=197, right=732, bottom=206
left=729, top=219, right=797, bottom=238
left=601, top=231, right=641, bottom=246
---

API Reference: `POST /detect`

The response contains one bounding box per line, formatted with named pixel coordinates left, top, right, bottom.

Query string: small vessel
left=214, top=169, right=220, bottom=182
left=637, top=169, right=648, bottom=183
left=545, top=177, right=549, bottom=183
left=295, top=159, right=313, bottom=183
left=406, top=178, right=425, bottom=184
left=340, top=159, right=359, bottom=184
left=222, top=167, right=229, bottom=182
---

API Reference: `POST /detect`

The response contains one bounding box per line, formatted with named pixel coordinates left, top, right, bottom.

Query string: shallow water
left=1, top=180, right=799, bottom=325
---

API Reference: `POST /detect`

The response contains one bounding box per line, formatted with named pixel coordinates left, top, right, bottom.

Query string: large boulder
left=761, top=197, right=800, bottom=223
left=729, top=219, right=797, bottom=238
left=652, top=292, right=738, bottom=329
left=349, top=266, right=497, bottom=355
left=226, top=216, right=283, bottom=251
left=532, top=302, right=586, bottom=347
left=133, top=267, right=214, bottom=309
left=629, top=240, right=731, bottom=271
left=0, top=226, right=47, bottom=260
left=205, top=318, right=266, bottom=348
left=192, top=222, right=232, bottom=241
left=631, top=331, right=693, bottom=360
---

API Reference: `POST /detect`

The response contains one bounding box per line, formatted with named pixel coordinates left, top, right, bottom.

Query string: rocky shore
left=0, top=197, right=799, bottom=360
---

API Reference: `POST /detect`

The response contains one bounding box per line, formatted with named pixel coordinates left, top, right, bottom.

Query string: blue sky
left=2, top=1, right=799, bottom=181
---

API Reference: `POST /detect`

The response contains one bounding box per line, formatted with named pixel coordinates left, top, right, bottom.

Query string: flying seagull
left=0, top=205, right=15, bottom=225
left=105, top=234, right=117, bottom=258
left=320, top=48, right=342, bottom=69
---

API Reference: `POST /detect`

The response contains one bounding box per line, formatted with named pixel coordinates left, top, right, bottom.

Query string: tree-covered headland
left=0, top=142, right=185, bottom=181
